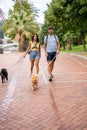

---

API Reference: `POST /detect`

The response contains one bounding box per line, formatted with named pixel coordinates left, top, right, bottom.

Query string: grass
left=61, top=44, right=87, bottom=53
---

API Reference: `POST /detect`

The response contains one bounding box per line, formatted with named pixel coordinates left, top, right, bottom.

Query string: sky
left=0, top=0, right=51, bottom=23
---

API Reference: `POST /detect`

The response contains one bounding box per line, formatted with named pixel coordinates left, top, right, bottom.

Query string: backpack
left=46, top=35, right=58, bottom=44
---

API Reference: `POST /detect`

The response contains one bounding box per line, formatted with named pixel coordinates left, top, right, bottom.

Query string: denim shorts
left=47, top=52, right=56, bottom=61
left=29, top=51, right=40, bottom=60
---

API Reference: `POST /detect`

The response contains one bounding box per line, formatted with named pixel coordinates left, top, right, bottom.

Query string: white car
left=0, top=42, right=18, bottom=52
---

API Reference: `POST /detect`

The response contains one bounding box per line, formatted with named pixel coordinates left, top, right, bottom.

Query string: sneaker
left=51, top=74, right=54, bottom=78
left=49, top=76, right=52, bottom=82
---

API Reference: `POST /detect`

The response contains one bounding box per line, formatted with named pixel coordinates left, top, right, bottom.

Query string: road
left=0, top=51, right=87, bottom=130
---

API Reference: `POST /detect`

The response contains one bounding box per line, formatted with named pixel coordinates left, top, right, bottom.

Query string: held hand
left=57, top=50, right=60, bottom=55
left=23, top=55, right=26, bottom=58
left=22, top=53, right=26, bottom=58
left=45, top=52, right=48, bottom=57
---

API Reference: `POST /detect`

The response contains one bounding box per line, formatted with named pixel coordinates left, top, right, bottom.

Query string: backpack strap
left=46, top=35, right=48, bottom=44
left=46, top=35, right=58, bottom=44
left=54, top=35, right=58, bottom=44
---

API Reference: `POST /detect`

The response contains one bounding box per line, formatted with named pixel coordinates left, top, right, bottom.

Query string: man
left=44, top=26, right=60, bottom=81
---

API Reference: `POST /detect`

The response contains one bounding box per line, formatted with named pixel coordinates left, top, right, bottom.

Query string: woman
left=24, top=34, right=41, bottom=76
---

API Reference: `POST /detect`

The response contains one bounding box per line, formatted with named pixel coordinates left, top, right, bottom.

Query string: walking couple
left=24, top=26, right=60, bottom=82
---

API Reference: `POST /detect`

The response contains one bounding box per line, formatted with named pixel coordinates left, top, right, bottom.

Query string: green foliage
left=40, top=0, right=87, bottom=51
left=61, top=44, right=87, bottom=53
left=3, top=0, right=39, bottom=39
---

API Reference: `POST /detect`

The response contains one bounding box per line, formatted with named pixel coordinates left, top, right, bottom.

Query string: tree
left=63, top=0, right=87, bottom=51
left=3, top=0, right=39, bottom=52
left=40, top=0, right=87, bottom=51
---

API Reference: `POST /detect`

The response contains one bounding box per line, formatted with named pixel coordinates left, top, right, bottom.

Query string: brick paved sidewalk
left=0, top=52, right=87, bottom=130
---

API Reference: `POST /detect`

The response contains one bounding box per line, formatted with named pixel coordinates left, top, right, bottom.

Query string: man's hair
left=48, top=26, right=54, bottom=30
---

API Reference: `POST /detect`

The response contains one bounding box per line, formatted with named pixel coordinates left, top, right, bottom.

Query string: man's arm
left=44, top=43, right=48, bottom=57
left=55, top=35, right=60, bottom=54
left=44, top=36, right=48, bottom=57
left=57, top=42, right=60, bottom=54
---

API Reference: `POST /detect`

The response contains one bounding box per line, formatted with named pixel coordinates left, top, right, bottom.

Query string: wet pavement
left=0, top=51, right=87, bottom=130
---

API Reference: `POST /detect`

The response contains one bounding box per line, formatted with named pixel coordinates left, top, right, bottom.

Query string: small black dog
left=0, top=68, right=8, bottom=83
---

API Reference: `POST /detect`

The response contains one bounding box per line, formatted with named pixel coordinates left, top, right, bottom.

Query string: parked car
left=0, top=42, right=18, bottom=52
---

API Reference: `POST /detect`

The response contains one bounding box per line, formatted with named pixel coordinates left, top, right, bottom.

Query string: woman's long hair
left=32, top=33, right=39, bottom=43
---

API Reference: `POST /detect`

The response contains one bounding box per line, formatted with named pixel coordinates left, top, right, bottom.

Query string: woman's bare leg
left=35, top=59, right=40, bottom=74
left=30, top=60, right=34, bottom=75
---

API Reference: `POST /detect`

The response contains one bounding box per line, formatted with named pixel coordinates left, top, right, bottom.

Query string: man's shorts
left=47, top=52, right=56, bottom=61
left=29, top=51, right=40, bottom=60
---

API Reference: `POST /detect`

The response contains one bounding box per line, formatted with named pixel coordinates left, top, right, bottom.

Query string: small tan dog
left=31, top=74, right=39, bottom=91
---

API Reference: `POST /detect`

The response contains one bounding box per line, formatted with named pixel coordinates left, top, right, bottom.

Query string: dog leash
left=44, top=54, right=57, bottom=71
left=39, top=54, right=58, bottom=77
left=40, top=54, right=58, bottom=74
left=12, top=56, right=25, bottom=66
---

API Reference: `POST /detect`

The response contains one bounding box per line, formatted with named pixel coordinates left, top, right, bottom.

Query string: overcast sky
left=0, top=0, right=51, bottom=23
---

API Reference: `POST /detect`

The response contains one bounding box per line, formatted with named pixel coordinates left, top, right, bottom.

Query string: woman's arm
left=24, top=42, right=31, bottom=57
left=39, top=44, right=41, bottom=57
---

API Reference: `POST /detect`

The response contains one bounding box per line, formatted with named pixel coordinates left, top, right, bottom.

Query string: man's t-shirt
left=44, top=34, right=59, bottom=53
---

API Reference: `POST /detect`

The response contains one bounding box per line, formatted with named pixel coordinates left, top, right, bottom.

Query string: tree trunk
left=67, top=39, right=72, bottom=50
left=18, top=34, right=25, bottom=52
left=82, top=38, right=86, bottom=51
left=77, top=39, right=81, bottom=45
left=81, top=33, right=86, bottom=51
left=15, top=31, right=25, bottom=52
left=63, top=42, right=66, bottom=50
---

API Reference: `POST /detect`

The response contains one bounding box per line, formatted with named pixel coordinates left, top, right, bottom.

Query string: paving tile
left=0, top=52, right=87, bottom=130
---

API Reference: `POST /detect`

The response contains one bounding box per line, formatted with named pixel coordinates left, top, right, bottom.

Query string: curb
left=69, top=53, right=87, bottom=60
